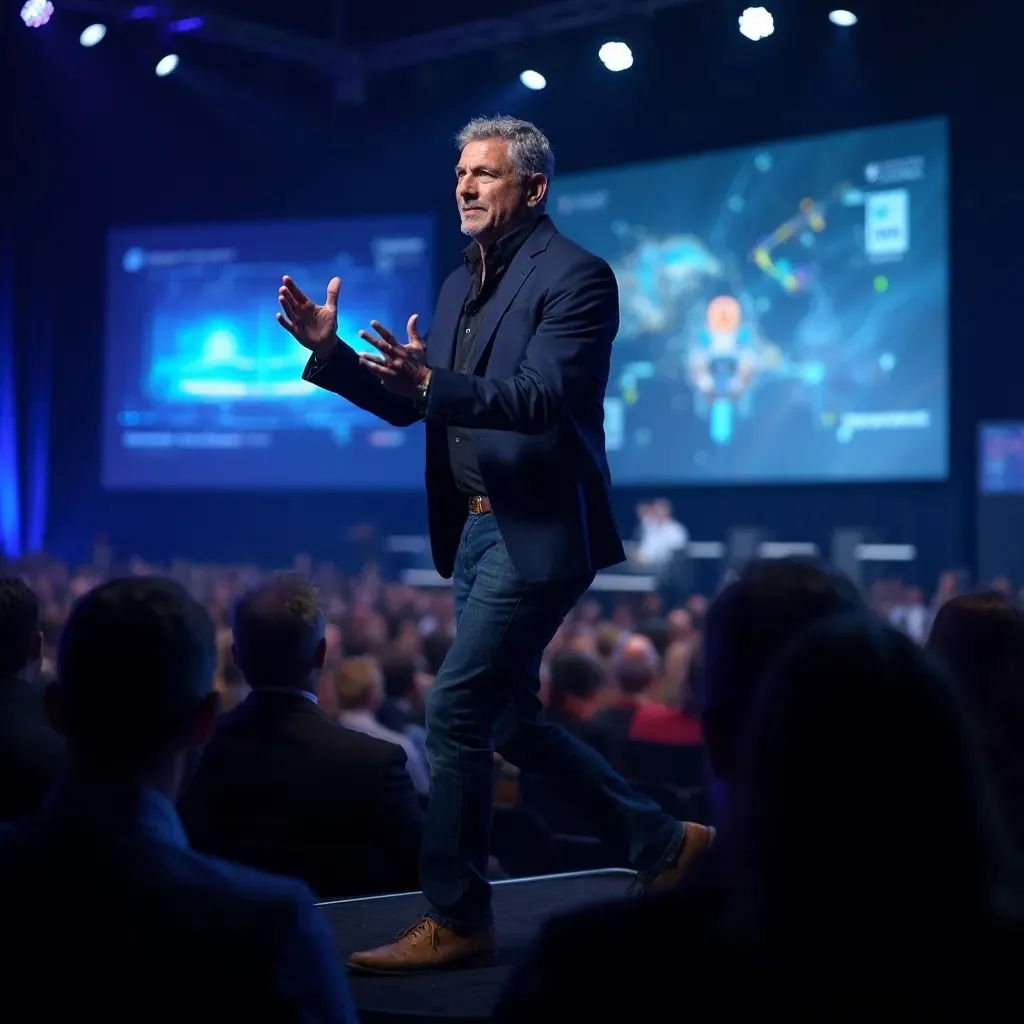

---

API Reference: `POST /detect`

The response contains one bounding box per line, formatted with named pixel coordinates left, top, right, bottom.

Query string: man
left=492, top=559, right=865, bottom=1020
left=0, top=577, right=355, bottom=1021
left=179, top=572, right=423, bottom=899
left=0, top=577, right=65, bottom=822
left=277, top=115, right=712, bottom=973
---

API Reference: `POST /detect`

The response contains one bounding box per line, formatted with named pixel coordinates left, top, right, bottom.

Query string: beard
left=459, top=208, right=487, bottom=237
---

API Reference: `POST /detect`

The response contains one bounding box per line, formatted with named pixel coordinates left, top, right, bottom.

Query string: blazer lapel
left=428, top=275, right=472, bottom=372
left=468, top=253, right=537, bottom=375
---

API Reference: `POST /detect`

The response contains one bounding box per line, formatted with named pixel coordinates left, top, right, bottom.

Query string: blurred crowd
left=2, top=548, right=1024, bottom=1018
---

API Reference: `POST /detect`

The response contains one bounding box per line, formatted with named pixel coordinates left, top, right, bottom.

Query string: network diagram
left=609, top=179, right=892, bottom=446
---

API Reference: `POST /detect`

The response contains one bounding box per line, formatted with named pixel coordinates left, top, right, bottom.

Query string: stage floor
left=318, top=869, right=635, bottom=1021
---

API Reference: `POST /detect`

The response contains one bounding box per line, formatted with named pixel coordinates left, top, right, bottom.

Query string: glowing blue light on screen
left=123, top=248, right=145, bottom=272
left=203, top=328, right=239, bottom=362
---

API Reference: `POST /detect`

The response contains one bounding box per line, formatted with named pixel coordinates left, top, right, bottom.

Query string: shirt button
left=465, top=328, right=471, bottom=334
left=454, top=435, right=462, bottom=443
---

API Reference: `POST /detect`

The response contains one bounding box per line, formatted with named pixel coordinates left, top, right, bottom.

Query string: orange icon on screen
left=706, top=295, right=742, bottom=333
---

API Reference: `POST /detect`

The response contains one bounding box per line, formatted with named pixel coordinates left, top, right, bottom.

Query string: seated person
left=180, top=572, right=422, bottom=899
left=0, top=577, right=65, bottom=822
left=0, top=576, right=355, bottom=1021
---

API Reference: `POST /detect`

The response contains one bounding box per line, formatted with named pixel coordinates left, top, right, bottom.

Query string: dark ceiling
left=196, top=0, right=597, bottom=45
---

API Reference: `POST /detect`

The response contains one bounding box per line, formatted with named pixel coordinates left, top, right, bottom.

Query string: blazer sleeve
left=274, top=887, right=359, bottom=1024
left=303, top=337, right=422, bottom=428
left=423, top=257, right=618, bottom=435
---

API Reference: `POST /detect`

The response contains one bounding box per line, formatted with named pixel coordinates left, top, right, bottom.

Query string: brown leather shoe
left=347, top=916, right=496, bottom=975
left=644, top=821, right=716, bottom=892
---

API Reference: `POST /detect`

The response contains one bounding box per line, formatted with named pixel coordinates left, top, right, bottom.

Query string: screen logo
left=865, top=189, right=910, bottom=257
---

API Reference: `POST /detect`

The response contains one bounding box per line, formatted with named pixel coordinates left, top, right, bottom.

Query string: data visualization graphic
left=554, top=117, right=949, bottom=485
left=102, top=217, right=433, bottom=489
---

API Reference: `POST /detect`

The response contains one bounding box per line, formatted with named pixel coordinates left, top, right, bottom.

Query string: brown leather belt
left=468, top=495, right=493, bottom=516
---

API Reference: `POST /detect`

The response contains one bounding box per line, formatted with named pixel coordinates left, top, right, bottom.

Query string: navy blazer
left=304, top=216, right=626, bottom=583
left=0, top=784, right=356, bottom=1022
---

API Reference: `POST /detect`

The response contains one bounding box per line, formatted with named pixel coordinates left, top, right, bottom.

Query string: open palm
left=276, top=275, right=340, bottom=354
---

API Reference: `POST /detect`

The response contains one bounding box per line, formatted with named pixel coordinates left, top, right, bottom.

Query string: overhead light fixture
left=80, top=23, right=107, bottom=47
left=155, top=53, right=179, bottom=76
left=739, top=7, right=775, bottom=41
left=519, top=70, right=546, bottom=90
left=20, top=1, right=54, bottom=28
left=598, top=41, right=633, bottom=72
left=829, top=10, right=858, bottom=27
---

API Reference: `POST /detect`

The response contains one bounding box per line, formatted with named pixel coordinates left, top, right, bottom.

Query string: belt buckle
left=469, top=495, right=484, bottom=515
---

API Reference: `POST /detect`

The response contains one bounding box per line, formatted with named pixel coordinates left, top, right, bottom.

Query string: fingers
left=359, top=354, right=396, bottom=377
left=281, top=275, right=309, bottom=305
left=325, top=277, right=341, bottom=311
left=279, top=289, right=302, bottom=321
left=275, top=312, right=298, bottom=338
left=358, top=328, right=395, bottom=358
left=369, top=320, right=399, bottom=347
left=407, top=313, right=423, bottom=344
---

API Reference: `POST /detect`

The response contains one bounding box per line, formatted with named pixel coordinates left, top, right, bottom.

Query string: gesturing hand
left=358, top=316, right=429, bottom=399
left=276, top=275, right=340, bottom=358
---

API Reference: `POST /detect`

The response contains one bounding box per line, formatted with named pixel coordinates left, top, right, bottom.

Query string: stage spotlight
left=739, top=7, right=775, bottom=41
left=155, top=53, right=179, bottom=77
left=829, top=10, right=858, bottom=26
left=80, top=23, right=106, bottom=47
left=598, top=41, right=633, bottom=72
left=519, top=70, right=546, bottom=90
left=20, top=1, right=54, bottom=28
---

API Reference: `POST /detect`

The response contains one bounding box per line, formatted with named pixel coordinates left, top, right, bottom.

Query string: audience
left=3, top=545, right=1024, bottom=1020
left=0, top=576, right=355, bottom=1021
left=593, top=633, right=661, bottom=767
left=495, top=559, right=866, bottom=1018
left=928, top=590, right=1024, bottom=849
left=542, top=650, right=613, bottom=760
left=333, top=654, right=431, bottom=795
left=179, top=572, right=423, bottom=899
left=0, top=578, right=65, bottom=822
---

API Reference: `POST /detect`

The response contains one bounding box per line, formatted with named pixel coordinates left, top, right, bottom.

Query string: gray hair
left=455, top=115, right=555, bottom=188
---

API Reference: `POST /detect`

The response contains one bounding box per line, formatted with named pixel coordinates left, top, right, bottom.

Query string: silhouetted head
left=50, top=577, right=218, bottom=794
left=0, top=577, right=43, bottom=679
left=928, top=591, right=1024, bottom=844
left=547, top=650, right=606, bottom=709
left=701, top=559, right=863, bottom=780
left=732, top=615, right=1000, bottom=930
left=380, top=651, right=419, bottom=701
left=612, top=633, right=661, bottom=696
left=232, top=572, right=325, bottom=692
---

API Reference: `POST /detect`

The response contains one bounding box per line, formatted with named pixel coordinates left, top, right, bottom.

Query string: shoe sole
left=346, top=950, right=496, bottom=976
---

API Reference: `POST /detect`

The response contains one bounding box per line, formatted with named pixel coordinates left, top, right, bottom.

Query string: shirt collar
left=246, top=686, right=318, bottom=704
left=463, top=214, right=545, bottom=271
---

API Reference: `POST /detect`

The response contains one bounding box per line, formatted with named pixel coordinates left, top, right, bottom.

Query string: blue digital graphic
left=979, top=424, right=1024, bottom=494
left=555, top=117, right=949, bottom=485
left=102, top=217, right=433, bottom=489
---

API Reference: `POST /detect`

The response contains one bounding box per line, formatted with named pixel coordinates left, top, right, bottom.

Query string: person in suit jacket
left=0, top=577, right=65, bottom=822
left=276, top=116, right=712, bottom=973
left=179, top=572, right=423, bottom=899
left=0, top=576, right=355, bottom=1022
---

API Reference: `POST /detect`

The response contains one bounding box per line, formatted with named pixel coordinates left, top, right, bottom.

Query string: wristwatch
left=415, top=369, right=433, bottom=412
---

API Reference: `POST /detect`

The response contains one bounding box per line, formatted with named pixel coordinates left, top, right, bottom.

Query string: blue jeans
left=421, top=512, right=683, bottom=932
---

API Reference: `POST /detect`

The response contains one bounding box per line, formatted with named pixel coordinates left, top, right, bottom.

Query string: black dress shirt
left=447, top=217, right=542, bottom=496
